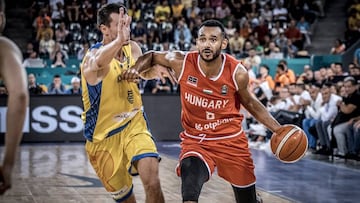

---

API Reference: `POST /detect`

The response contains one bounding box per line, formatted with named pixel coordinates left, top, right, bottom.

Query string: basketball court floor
left=0, top=141, right=359, bottom=203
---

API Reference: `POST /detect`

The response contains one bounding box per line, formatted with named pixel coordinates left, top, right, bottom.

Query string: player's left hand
left=119, top=68, right=140, bottom=83
left=139, top=64, right=177, bottom=85
left=0, top=166, right=12, bottom=195
left=119, top=65, right=176, bottom=85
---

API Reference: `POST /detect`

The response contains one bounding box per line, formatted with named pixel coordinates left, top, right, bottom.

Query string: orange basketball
left=270, top=124, right=308, bottom=163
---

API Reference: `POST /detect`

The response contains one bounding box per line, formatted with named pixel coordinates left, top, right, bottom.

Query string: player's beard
left=199, top=47, right=221, bottom=63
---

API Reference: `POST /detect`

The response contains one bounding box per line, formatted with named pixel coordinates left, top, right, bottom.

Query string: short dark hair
left=321, top=82, right=333, bottom=89
left=344, top=76, right=357, bottom=85
left=97, top=3, right=127, bottom=27
left=198, top=19, right=226, bottom=38
left=277, top=64, right=285, bottom=71
left=279, top=59, right=287, bottom=65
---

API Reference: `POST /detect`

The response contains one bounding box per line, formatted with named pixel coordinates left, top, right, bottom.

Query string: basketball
left=270, top=124, right=308, bottom=163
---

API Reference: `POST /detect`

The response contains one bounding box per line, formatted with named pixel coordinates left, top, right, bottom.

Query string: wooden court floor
left=0, top=143, right=294, bottom=203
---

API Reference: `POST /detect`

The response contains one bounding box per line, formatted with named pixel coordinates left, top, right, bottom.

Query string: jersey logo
left=203, top=89, right=213, bottom=94
left=206, top=111, right=215, bottom=120
left=221, top=85, right=228, bottom=95
left=187, top=76, right=198, bottom=87
left=127, top=90, right=134, bottom=104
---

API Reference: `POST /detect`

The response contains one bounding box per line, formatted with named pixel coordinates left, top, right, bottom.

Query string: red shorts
left=176, top=131, right=256, bottom=187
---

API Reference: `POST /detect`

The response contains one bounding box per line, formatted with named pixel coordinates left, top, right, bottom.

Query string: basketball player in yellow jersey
left=80, top=4, right=164, bottom=203
left=0, top=0, right=29, bottom=195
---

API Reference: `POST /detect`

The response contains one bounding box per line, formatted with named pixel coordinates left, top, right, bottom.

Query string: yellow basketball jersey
left=81, top=43, right=142, bottom=143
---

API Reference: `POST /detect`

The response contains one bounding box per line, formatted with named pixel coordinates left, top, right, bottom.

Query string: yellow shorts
left=85, top=112, right=159, bottom=201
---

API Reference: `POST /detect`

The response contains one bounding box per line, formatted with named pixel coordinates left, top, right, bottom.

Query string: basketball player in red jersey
left=121, top=19, right=281, bottom=203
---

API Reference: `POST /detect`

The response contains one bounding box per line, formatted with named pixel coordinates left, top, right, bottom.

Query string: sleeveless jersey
left=81, top=43, right=142, bottom=143
left=179, top=51, right=244, bottom=140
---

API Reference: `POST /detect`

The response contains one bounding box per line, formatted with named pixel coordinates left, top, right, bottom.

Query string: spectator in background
left=51, top=51, right=67, bottom=68
left=260, top=3, right=273, bottom=23
left=244, top=48, right=262, bottom=73
left=215, top=2, right=232, bottom=24
left=330, top=39, right=346, bottom=55
left=152, top=78, right=172, bottom=94
left=274, top=63, right=291, bottom=88
left=80, top=0, right=95, bottom=26
left=302, top=83, right=322, bottom=151
left=265, top=41, right=283, bottom=59
left=65, top=0, right=80, bottom=22
left=51, top=2, right=65, bottom=24
left=273, top=2, right=288, bottom=25
left=200, top=0, right=215, bottom=20
left=131, top=21, right=147, bottom=45
left=154, top=0, right=171, bottom=24
left=224, top=20, right=236, bottom=39
left=39, top=32, right=55, bottom=58
left=253, top=18, right=269, bottom=45
left=171, top=0, right=184, bottom=20
left=185, top=0, right=200, bottom=22
left=28, top=73, right=46, bottom=95
left=228, top=31, right=244, bottom=58
left=271, top=21, right=284, bottom=39
left=23, top=42, right=36, bottom=59
left=48, top=74, right=66, bottom=94
left=285, top=20, right=303, bottom=50
left=22, top=51, right=44, bottom=68
left=65, top=76, right=82, bottom=95
left=314, top=83, right=342, bottom=155
left=55, top=21, right=69, bottom=44
left=284, top=39, right=298, bottom=58
left=253, top=39, right=264, bottom=56
left=347, top=115, right=360, bottom=160
left=296, top=16, right=311, bottom=46
left=50, top=42, right=69, bottom=61
left=36, top=18, right=53, bottom=42
left=32, top=8, right=53, bottom=32
left=174, top=18, right=192, bottom=51
left=128, top=2, right=141, bottom=22
left=330, top=76, right=360, bottom=157
left=346, top=8, right=360, bottom=45
left=278, top=59, right=296, bottom=83
left=77, top=41, right=89, bottom=60
left=239, top=20, right=253, bottom=40
left=353, top=48, right=360, bottom=67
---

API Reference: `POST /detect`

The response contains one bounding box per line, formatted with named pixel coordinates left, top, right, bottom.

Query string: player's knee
left=180, top=157, right=209, bottom=201
left=142, top=176, right=161, bottom=193
left=232, top=184, right=257, bottom=203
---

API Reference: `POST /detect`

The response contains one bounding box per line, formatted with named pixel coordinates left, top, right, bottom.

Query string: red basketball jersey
left=179, top=51, right=245, bottom=141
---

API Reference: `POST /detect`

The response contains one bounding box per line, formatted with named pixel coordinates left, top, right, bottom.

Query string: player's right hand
left=115, top=7, right=131, bottom=46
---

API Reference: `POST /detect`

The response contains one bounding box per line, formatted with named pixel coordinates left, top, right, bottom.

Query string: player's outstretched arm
left=83, top=8, right=131, bottom=75
left=0, top=37, right=29, bottom=195
left=120, top=50, right=185, bottom=83
left=235, top=63, right=280, bottom=132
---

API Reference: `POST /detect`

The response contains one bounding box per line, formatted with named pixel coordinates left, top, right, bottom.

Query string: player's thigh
left=214, top=138, right=256, bottom=186
left=85, top=138, right=133, bottom=195
left=125, top=132, right=160, bottom=175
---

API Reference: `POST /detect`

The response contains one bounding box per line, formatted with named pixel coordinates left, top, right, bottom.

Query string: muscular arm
left=235, top=64, right=280, bottom=132
left=129, top=50, right=186, bottom=80
left=134, top=50, right=185, bottom=76
left=0, top=37, right=29, bottom=192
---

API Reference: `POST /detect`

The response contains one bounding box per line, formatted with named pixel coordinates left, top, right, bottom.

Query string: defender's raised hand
left=116, top=7, right=131, bottom=46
